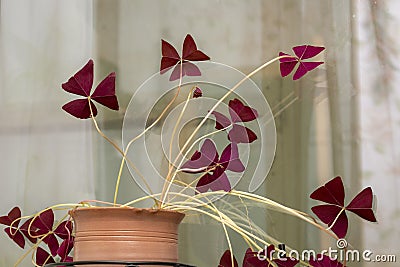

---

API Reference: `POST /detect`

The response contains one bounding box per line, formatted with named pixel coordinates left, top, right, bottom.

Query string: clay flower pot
left=70, top=207, right=185, bottom=266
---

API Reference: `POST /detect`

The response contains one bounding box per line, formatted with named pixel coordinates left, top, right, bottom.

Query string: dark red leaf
left=228, top=98, right=258, bottom=123
left=160, top=57, right=180, bottom=74
left=292, top=45, right=325, bottom=60
left=228, top=124, right=258, bottom=144
left=91, top=72, right=119, bottom=110
left=310, top=176, right=377, bottom=238
left=160, top=34, right=210, bottom=80
left=211, top=98, right=258, bottom=143
left=279, top=52, right=298, bottom=78
left=220, top=143, right=245, bottom=172
left=169, top=62, right=202, bottom=81
left=183, top=140, right=245, bottom=193
left=346, top=187, right=377, bottom=222
left=32, top=209, right=54, bottom=233
left=196, top=167, right=232, bottom=193
left=4, top=228, right=25, bottom=249
left=61, top=60, right=93, bottom=97
left=211, top=111, right=232, bottom=130
left=219, top=250, right=238, bottom=267
left=36, top=247, right=55, bottom=266
left=54, top=221, right=73, bottom=240
left=209, top=170, right=231, bottom=192
left=182, top=34, right=210, bottom=61
left=243, top=248, right=259, bottom=267
left=310, top=176, right=345, bottom=206
left=57, top=237, right=74, bottom=261
left=181, top=139, right=218, bottom=173
left=20, top=218, right=38, bottom=244
left=293, top=62, right=324, bottom=80
left=62, top=98, right=97, bottom=119
left=274, top=259, right=299, bottom=267
left=0, top=207, right=21, bottom=226
left=311, top=205, right=348, bottom=239
left=62, top=60, right=119, bottom=119
left=161, top=39, right=180, bottom=59
left=279, top=45, right=324, bottom=80
left=0, top=207, right=27, bottom=248
left=44, top=234, right=60, bottom=256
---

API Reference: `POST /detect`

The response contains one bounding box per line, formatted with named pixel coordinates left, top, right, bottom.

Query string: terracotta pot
left=70, top=207, right=185, bottom=267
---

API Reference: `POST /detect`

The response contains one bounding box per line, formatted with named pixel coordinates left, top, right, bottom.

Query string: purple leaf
left=36, top=247, right=55, bottom=266
left=279, top=45, right=325, bottom=80
left=0, top=207, right=26, bottom=248
left=61, top=60, right=119, bottom=119
left=91, top=72, right=119, bottom=110
left=209, top=171, right=232, bottom=192
left=346, top=187, right=377, bottom=222
left=220, top=143, right=245, bottom=172
left=4, top=228, right=25, bottom=249
left=61, top=60, right=93, bottom=97
left=182, top=34, right=210, bottom=61
left=293, top=45, right=325, bottom=60
left=184, top=140, right=245, bottom=193
left=310, top=176, right=345, bottom=206
left=169, top=61, right=202, bottom=81
left=228, top=98, right=258, bottom=123
left=228, top=124, right=258, bottom=144
left=311, top=205, right=348, bottom=239
left=57, top=236, right=74, bottom=261
left=218, top=250, right=238, bottom=267
left=62, top=98, right=97, bottom=119
left=181, top=139, right=218, bottom=173
left=212, top=111, right=232, bottom=130
left=160, top=34, right=210, bottom=80
left=211, top=98, right=259, bottom=143
left=20, top=218, right=38, bottom=244
left=310, top=176, right=377, bottom=238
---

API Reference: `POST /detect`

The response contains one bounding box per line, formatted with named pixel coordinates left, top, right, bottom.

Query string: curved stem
left=114, top=64, right=185, bottom=205
left=161, top=56, right=289, bottom=205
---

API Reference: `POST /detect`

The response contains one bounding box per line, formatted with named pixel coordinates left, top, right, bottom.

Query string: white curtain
left=1, top=0, right=399, bottom=266
left=0, top=1, right=95, bottom=265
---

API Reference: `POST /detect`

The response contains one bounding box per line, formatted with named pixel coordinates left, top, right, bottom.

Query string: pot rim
left=69, top=206, right=185, bottom=219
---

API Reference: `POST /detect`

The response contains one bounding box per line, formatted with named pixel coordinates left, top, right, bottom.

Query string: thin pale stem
left=161, top=85, right=196, bottom=205
left=85, top=98, right=152, bottom=204
left=161, top=56, right=289, bottom=205
left=115, top=64, right=185, bottom=205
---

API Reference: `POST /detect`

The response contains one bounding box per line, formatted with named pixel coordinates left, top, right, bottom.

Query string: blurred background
left=0, top=0, right=399, bottom=266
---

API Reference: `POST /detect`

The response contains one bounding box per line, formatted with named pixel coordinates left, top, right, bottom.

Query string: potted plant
left=0, top=34, right=377, bottom=267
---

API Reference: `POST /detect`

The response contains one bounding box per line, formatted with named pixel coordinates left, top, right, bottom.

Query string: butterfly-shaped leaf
left=310, top=176, right=377, bottom=238
left=62, top=59, right=119, bottom=119
left=0, top=207, right=26, bottom=248
left=180, top=139, right=218, bottom=174
left=219, top=250, right=239, bottom=267
left=57, top=236, right=74, bottom=262
left=181, top=139, right=245, bottom=193
left=160, top=34, right=210, bottom=81
left=279, top=45, right=325, bottom=80
left=31, top=210, right=73, bottom=256
left=36, top=247, right=56, bottom=266
left=309, top=254, right=344, bottom=267
left=212, top=98, right=258, bottom=143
